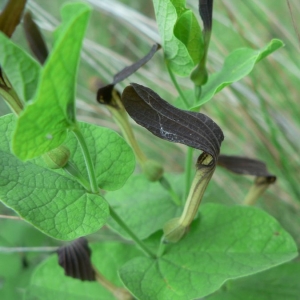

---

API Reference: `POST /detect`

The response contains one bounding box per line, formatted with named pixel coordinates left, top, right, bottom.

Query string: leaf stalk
left=166, top=62, right=190, bottom=108
left=110, top=207, right=156, bottom=259
left=72, top=126, right=99, bottom=193
left=243, top=176, right=275, bottom=206
left=63, top=161, right=92, bottom=192
left=0, top=69, right=23, bottom=115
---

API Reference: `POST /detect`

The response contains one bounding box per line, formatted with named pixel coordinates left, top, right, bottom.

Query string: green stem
left=63, top=162, right=91, bottom=192
left=70, top=124, right=156, bottom=258
left=105, top=90, right=147, bottom=165
left=243, top=177, right=273, bottom=206
left=156, top=237, right=166, bottom=257
left=0, top=87, right=23, bottom=115
left=180, top=155, right=214, bottom=227
left=159, top=176, right=181, bottom=206
left=94, top=267, right=133, bottom=300
left=166, top=62, right=189, bottom=108
left=109, top=207, right=156, bottom=259
left=0, top=70, right=24, bottom=115
left=184, top=147, right=194, bottom=199
left=110, top=106, right=147, bottom=165
left=72, top=126, right=99, bottom=194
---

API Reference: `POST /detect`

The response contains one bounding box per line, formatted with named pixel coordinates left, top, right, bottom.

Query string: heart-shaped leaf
left=0, top=114, right=110, bottom=240
left=119, top=204, right=298, bottom=300
left=13, top=3, right=91, bottom=160
left=64, top=122, right=135, bottom=191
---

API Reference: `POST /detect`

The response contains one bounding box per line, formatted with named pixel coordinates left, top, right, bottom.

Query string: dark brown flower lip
left=122, top=82, right=224, bottom=168
left=57, top=237, right=95, bottom=281
left=218, top=154, right=276, bottom=182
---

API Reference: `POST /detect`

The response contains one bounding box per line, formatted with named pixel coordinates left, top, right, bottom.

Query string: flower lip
left=122, top=82, right=224, bottom=168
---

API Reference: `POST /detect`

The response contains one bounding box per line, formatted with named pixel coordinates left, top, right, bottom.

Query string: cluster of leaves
left=0, top=4, right=135, bottom=240
left=0, top=1, right=299, bottom=300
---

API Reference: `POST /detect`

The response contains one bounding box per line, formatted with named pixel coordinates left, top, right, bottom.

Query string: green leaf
left=153, top=0, right=200, bottom=76
left=64, top=122, right=135, bottom=191
left=0, top=253, right=23, bottom=299
left=107, top=174, right=183, bottom=240
left=192, top=39, right=284, bottom=109
left=0, top=218, right=56, bottom=299
left=25, top=242, right=140, bottom=300
left=0, top=32, right=41, bottom=102
left=12, top=3, right=91, bottom=160
left=173, top=9, right=203, bottom=65
left=206, top=262, right=300, bottom=300
left=0, top=114, right=109, bottom=240
left=119, top=204, right=298, bottom=300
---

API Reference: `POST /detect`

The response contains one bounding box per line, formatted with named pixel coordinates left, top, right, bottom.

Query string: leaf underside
left=0, top=114, right=135, bottom=239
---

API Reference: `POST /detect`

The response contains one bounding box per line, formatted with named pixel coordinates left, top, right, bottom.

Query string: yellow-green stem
left=63, top=162, right=91, bottom=192
left=109, top=105, right=147, bottom=165
left=166, top=61, right=189, bottom=108
left=0, top=71, right=23, bottom=115
left=179, top=156, right=214, bottom=227
left=163, top=154, right=215, bottom=243
left=243, top=177, right=273, bottom=206
left=94, top=267, right=133, bottom=300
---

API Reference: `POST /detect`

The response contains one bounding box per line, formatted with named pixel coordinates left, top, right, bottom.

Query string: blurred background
left=0, top=0, right=299, bottom=298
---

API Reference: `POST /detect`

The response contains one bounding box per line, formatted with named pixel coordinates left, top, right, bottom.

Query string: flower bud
left=190, top=64, right=208, bottom=86
left=163, top=217, right=186, bottom=243
left=142, top=160, right=164, bottom=182
left=42, top=145, right=70, bottom=169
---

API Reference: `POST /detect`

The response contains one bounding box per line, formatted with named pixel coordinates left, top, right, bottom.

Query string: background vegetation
left=0, top=0, right=299, bottom=298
